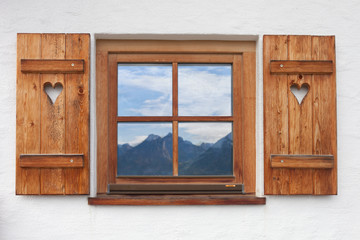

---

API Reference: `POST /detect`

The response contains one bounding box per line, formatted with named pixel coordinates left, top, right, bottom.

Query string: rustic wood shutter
left=16, top=33, right=90, bottom=195
left=263, top=35, right=337, bottom=195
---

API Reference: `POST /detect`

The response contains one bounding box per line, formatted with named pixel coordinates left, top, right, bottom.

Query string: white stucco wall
left=1, top=0, right=360, bottom=239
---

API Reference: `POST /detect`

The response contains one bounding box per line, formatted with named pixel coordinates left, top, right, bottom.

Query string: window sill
left=88, top=194, right=266, bottom=205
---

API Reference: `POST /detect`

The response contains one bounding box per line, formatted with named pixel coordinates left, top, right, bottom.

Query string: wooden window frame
left=90, top=40, right=264, bottom=205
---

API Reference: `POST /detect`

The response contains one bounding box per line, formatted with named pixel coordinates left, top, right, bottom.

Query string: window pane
left=118, top=64, right=172, bottom=116
left=117, top=123, right=173, bottom=176
left=178, top=122, right=233, bottom=176
left=178, top=64, right=232, bottom=116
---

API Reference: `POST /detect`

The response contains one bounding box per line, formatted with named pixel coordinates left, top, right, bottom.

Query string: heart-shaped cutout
left=44, top=82, right=63, bottom=104
left=290, top=83, right=310, bottom=105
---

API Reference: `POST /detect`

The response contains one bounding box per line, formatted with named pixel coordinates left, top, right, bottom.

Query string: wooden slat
left=271, top=155, right=334, bottom=168
left=242, top=52, right=256, bottom=194
left=88, top=194, right=265, bottom=205
left=64, top=34, right=90, bottom=194
left=116, top=116, right=233, bottom=122
left=312, top=36, right=337, bottom=195
left=96, top=49, right=109, bottom=193
left=108, top=54, right=118, bottom=185
left=270, top=60, right=333, bottom=74
left=172, top=121, right=178, bottom=176
left=16, top=34, right=42, bottom=195
left=97, top=40, right=256, bottom=54
left=21, top=59, right=84, bottom=73
left=232, top=55, right=242, bottom=185
left=40, top=34, right=66, bottom=195
left=114, top=53, right=236, bottom=63
left=20, top=154, right=84, bottom=168
left=288, top=35, right=313, bottom=195
left=264, top=35, right=290, bottom=195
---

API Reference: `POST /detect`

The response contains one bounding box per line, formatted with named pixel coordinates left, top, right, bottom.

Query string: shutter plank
left=312, top=36, right=337, bottom=195
left=16, top=34, right=42, bottom=194
left=64, top=34, right=90, bottom=194
left=264, top=35, right=290, bottom=195
left=288, top=35, right=314, bottom=195
left=40, top=34, right=66, bottom=195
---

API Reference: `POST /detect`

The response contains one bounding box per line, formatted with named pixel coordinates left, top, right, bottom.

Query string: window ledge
left=88, top=194, right=266, bottom=205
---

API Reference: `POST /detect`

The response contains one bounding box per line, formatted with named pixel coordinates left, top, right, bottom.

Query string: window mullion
left=172, top=62, right=179, bottom=176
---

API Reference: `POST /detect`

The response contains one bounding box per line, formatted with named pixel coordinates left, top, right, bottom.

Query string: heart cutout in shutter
left=290, top=83, right=310, bottom=105
left=44, top=82, right=63, bottom=104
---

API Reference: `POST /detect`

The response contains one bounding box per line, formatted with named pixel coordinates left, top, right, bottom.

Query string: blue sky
left=117, top=64, right=232, bottom=145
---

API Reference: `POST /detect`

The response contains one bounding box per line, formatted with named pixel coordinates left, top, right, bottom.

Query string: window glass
left=117, top=123, right=173, bottom=176
left=178, top=64, right=232, bottom=116
left=178, top=122, right=233, bottom=176
left=118, top=64, right=172, bottom=116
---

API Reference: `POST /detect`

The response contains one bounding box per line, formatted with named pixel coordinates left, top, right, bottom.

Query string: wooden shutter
left=16, top=33, right=90, bottom=195
left=263, top=35, right=337, bottom=195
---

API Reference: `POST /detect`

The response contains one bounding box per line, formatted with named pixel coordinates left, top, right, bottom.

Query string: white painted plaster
left=1, top=0, right=360, bottom=239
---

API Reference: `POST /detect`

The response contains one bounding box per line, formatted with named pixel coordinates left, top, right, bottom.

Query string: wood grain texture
left=264, top=35, right=337, bottom=195
left=270, top=60, right=333, bottom=74
left=64, top=34, right=90, bottom=194
left=16, top=33, right=42, bottom=194
left=312, top=36, right=337, bottom=195
left=271, top=155, right=334, bottom=168
left=97, top=40, right=256, bottom=53
left=108, top=54, right=118, bottom=185
left=242, top=52, right=256, bottom=193
left=16, top=33, right=90, bottom=195
left=264, top=35, right=290, bottom=195
left=232, top=54, right=242, bottom=185
left=21, top=59, right=84, bottom=73
left=96, top=48, right=109, bottom=194
left=20, top=154, right=84, bottom=168
left=88, top=194, right=265, bottom=205
left=287, top=35, right=313, bottom=195
left=40, top=34, right=66, bottom=195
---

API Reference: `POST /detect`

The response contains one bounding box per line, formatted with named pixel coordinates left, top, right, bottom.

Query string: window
left=92, top=40, right=263, bottom=204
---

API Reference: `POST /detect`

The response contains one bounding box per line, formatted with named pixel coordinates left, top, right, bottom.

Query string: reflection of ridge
left=117, top=133, right=233, bottom=176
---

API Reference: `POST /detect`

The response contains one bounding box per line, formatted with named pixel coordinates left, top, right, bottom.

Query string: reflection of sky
left=118, top=64, right=172, bottom=116
left=117, top=64, right=232, bottom=145
left=179, top=122, right=232, bottom=145
left=118, top=123, right=172, bottom=146
left=178, top=64, right=232, bottom=116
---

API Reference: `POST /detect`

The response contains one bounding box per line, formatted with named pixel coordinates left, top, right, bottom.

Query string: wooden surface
left=242, top=52, right=256, bottom=194
left=20, top=154, right=84, bottom=168
left=97, top=40, right=256, bottom=53
left=270, top=60, right=333, bottom=74
left=263, top=35, right=337, bottom=195
left=97, top=40, right=257, bottom=195
left=16, top=33, right=90, bottom=195
left=21, top=59, right=84, bottom=73
left=271, top=155, right=334, bottom=169
left=88, top=194, right=265, bottom=205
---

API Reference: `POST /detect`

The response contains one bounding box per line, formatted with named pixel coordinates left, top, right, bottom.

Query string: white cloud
left=131, top=94, right=172, bottom=116
left=118, top=135, right=148, bottom=146
left=180, top=122, right=232, bottom=144
left=178, top=66, right=231, bottom=116
left=118, top=64, right=233, bottom=143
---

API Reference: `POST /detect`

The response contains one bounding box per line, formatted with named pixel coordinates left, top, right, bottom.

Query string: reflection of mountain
left=117, top=133, right=233, bottom=176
